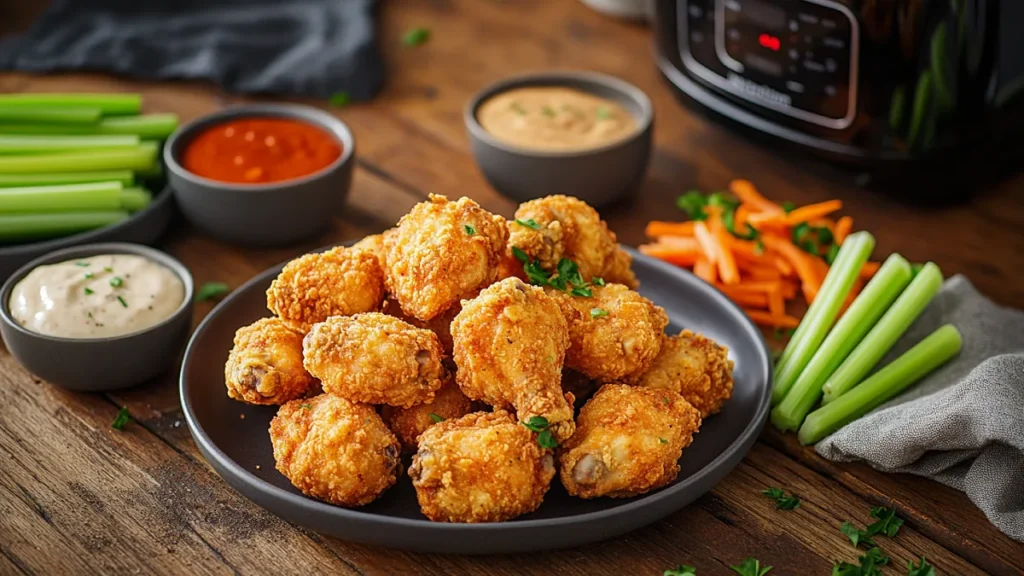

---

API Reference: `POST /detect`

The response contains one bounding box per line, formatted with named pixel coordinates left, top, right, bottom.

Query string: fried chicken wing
left=508, top=195, right=638, bottom=288
left=408, top=410, right=555, bottom=522
left=302, top=313, right=445, bottom=407
left=550, top=283, right=668, bottom=382
left=451, top=277, right=575, bottom=442
left=270, top=394, right=402, bottom=507
left=382, top=297, right=460, bottom=357
left=267, top=246, right=385, bottom=332
left=224, top=317, right=317, bottom=405
left=559, top=384, right=701, bottom=499
left=384, top=194, right=508, bottom=321
left=630, top=330, right=735, bottom=417
left=381, top=379, right=474, bottom=452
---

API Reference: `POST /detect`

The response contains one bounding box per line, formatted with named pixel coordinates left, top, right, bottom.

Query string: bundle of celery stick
left=770, top=231, right=963, bottom=444
left=0, top=94, right=178, bottom=244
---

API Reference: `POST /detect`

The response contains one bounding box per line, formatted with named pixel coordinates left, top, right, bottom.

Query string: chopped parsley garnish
left=832, top=547, right=889, bottom=576
left=592, top=277, right=606, bottom=286
left=596, top=107, right=612, bottom=120
left=195, top=282, right=230, bottom=303
left=825, top=243, right=841, bottom=265
left=570, top=286, right=592, bottom=297
left=514, top=218, right=541, bottom=229
left=521, top=416, right=558, bottom=449
left=906, top=556, right=936, bottom=576
left=104, top=266, right=113, bottom=272
left=300, top=403, right=312, bottom=411
left=866, top=506, right=904, bottom=537
left=328, top=91, right=351, bottom=108
left=428, top=412, right=444, bottom=423
left=590, top=308, right=609, bottom=318
left=84, top=272, right=94, bottom=279
left=664, top=565, right=696, bottom=576
left=730, top=557, right=771, bottom=576
left=841, top=522, right=877, bottom=549
left=116, top=295, right=128, bottom=308
left=109, top=276, right=124, bottom=288
left=84, top=287, right=94, bottom=295
left=402, top=27, right=430, bottom=46
left=792, top=222, right=835, bottom=256
left=659, top=437, right=669, bottom=444
left=676, top=191, right=708, bottom=221
left=510, top=102, right=527, bottom=115
left=111, top=407, right=131, bottom=430
left=761, top=487, right=800, bottom=510
left=677, top=190, right=761, bottom=243
left=782, top=201, right=796, bottom=213
left=754, top=240, right=766, bottom=255
left=464, top=224, right=476, bottom=236
left=511, top=248, right=599, bottom=297
left=75, top=261, right=90, bottom=267
left=541, top=106, right=556, bottom=117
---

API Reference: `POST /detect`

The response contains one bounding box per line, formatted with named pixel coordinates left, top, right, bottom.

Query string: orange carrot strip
left=654, top=235, right=701, bottom=251
left=768, top=286, right=786, bottom=317
left=707, top=207, right=740, bottom=285
left=749, top=199, right=844, bottom=227
left=693, top=258, right=717, bottom=283
left=762, top=235, right=822, bottom=299
left=810, top=218, right=836, bottom=233
left=743, top=266, right=781, bottom=281
left=715, top=287, right=769, bottom=308
left=743, top=309, right=801, bottom=329
left=646, top=221, right=695, bottom=238
left=734, top=205, right=750, bottom=230
left=730, top=179, right=782, bottom=213
left=859, top=260, right=880, bottom=279
left=834, top=216, right=853, bottom=244
left=693, top=221, right=719, bottom=264
left=638, top=244, right=700, bottom=266
left=719, top=280, right=782, bottom=293
left=779, top=280, right=798, bottom=300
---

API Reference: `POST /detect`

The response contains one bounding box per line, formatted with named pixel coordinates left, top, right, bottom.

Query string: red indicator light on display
left=758, top=33, right=781, bottom=51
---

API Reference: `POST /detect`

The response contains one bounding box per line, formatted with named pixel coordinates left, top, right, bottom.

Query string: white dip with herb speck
left=9, top=254, right=184, bottom=339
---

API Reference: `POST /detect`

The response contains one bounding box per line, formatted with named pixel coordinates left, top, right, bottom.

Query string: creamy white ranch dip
left=9, top=254, right=185, bottom=339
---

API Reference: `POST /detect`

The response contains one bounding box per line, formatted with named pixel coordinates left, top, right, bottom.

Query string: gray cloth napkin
left=816, top=275, right=1024, bottom=542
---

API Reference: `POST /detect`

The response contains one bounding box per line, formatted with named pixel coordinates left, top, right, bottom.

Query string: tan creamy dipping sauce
left=477, top=87, right=637, bottom=151
left=9, top=254, right=185, bottom=339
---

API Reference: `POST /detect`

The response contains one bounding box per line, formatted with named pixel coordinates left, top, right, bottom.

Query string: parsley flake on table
left=428, top=412, right=444, bottom=423
left=761, top=487, right=800, bottom=510
left=906, top=556, right=936, bottom=576
left=730, top=557, right=771, bottom=576
left=866, top=506, right=904, bottom=537
left=841, top=522, right=877, bottom=549
left=195, top=282, right=230, bottom=303
left=664, top=565, right=696, bottom=576
left=328, top=91, right=351, bottom=108
left=514, top=218, right=541, bottom=229
left=402, top=27, right=430, bottom=46
left=111, top=407, right=131, bottom=431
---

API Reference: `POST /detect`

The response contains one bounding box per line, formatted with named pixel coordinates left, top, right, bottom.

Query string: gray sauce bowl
left=0, top=243, right=194, bottom=392
left=465, top=71, right=654, bottom=207
left=164, top=104, right=355, bottom=246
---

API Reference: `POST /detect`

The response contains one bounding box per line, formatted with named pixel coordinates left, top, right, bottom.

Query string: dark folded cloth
left=0, top=0, right=383, bottom=100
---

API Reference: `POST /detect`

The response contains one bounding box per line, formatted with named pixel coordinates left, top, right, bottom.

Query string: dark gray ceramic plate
left=0, top=184, right=174, bottom=281
left=180, top=247, right=772, bottom=554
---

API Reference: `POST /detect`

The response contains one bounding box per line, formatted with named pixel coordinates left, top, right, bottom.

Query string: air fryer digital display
left=679, top=0, right=858, bottom=129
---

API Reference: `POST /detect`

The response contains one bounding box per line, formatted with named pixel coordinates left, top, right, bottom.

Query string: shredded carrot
left=743, top=266, right=781, bottom=281
left=729, top=179, right=782, bottom=213
left=734, top=205, right=750, bottom=230
left=859, top=260, right=880, bottom=279
left=638, top=244, right=700, bottom=266
left=834, top=216, right=853, bottom=244
left=707, top=207, right=740, bottom=285
left=749, top=199, right=843, bottom=226
left=743, top=309, right=801, bottom=329
left=693, top=258, right=717, bottom=283
left=715, top=286, right=769, bottom=308
left=762, top=235, right=822, bottom=297
left=768, top=286, right=786, bottom=318
left=646, top=220, right=695, bottom=238
left=693, top=221, right=719, bottom=265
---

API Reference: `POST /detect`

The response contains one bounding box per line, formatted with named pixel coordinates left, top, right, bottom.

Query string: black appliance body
left=654, top=0, right=1024, bottom=199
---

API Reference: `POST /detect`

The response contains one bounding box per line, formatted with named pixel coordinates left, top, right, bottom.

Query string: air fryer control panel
left=679, top=0, right=858, bottom=129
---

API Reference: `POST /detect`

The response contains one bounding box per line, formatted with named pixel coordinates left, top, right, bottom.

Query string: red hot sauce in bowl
left=181, top=118, right=342, bottom=184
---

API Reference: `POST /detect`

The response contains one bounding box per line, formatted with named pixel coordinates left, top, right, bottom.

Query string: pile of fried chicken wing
left=224, top=194, right=735, bottom=523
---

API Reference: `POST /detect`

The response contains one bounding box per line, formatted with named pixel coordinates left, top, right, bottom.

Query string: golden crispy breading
left=384, top=194, right=508, bottom=321
left=351, top=233, right=388, bottom=268
left=408, top=410, right=555, bottom=522
left=302, top=313, right=445, bottom=407
left=270, top=394, right=401, bottom=507
left=559, top=384, right=701, bottom=499
left=561, top=369, right=598, bottom=409
left=381, top=297, right=460, bottom=357
left=266, top=247, right=385, bottom=332
left=381, top=379, right=474, bottom=452
left=451, top=278, right=575, bottom=442
left=550, top=283, right=668, bottom=382
left=224, top=317, right=317, bottom=405
left=508, top=195, right=638, bottom=288
left=494, top=247, right=527, bottom=282
left=630, top=330, right=735, bottom=417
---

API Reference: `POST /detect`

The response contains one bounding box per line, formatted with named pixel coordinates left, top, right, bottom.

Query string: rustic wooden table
left=1, top=2, right=1022, bottom=575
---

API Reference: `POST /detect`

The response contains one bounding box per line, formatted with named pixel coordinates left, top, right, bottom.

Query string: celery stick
left=0, top=135, right=140, bottom=155
left=0, top=143, right=157, bottom=174
left=119, top=187, right=152, bottom=212
left=0, top=94, right=141, bottom=115
left=0, top=170, right=134, bottom=188
left=772, top=232, right=876, bottom=405
left=0, top=114, right=179, bottom=139
left=0, top=106, right=101, bottom=125
left=798, top=324, right=962, bottom=444
left=771, top=254, right=913, bottom=431
left=821, top=262, right=944, bottom=403
left=0, top=211, right=129, bottom=242
left=0, top=182, right=123, bottom=213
